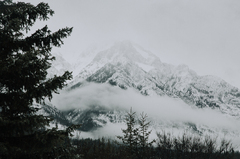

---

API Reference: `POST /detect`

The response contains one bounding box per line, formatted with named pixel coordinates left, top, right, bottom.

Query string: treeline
left=70, top=134, right=239, bottom=159
left=69, top=109, right=239, bottom=159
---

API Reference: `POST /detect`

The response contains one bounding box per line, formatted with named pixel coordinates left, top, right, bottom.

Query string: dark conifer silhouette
left=117, top=108, right=139, bottom=158
left=137, top=112, right=155, bottom=158
left=0, top=0, right=79, bottom=158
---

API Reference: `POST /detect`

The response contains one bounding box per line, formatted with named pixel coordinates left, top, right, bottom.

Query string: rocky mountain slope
left=44, top=41, right=240, bottom=139
left=70, top=41, right=240, bottom=115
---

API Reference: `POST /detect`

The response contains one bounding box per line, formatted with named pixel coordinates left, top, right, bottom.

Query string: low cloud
left=51, top=82, right=240, bottom=131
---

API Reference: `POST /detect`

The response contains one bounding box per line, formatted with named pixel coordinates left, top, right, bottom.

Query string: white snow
left=136, top=62, right=154, bottom=72
left=134, top=45, right=151, bottom=60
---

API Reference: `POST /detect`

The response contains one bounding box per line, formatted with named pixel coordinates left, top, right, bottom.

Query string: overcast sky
left=17, top=0, right=240, bottom=88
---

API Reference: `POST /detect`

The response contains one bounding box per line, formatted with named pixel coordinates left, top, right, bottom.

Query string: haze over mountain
left=42, top=41, right=240, bottom=146
left=18, top=0, right=240, bottom=90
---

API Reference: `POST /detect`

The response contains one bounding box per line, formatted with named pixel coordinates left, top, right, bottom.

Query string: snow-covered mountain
left=68, top=41, right=240, bottom=116
left=44, top=41, right=240, bottom=141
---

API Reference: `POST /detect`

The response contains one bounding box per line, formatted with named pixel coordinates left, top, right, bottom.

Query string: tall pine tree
left=117, top=108, right=139, bottom=158
left=137, top=112, right=155, bottom=159
left=0, top=0, right=79, bottom=158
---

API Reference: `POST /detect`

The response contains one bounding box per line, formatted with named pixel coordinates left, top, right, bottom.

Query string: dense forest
left=71, top=135, right=240, bottom=159
left=69, top=109, right=239, bottom=159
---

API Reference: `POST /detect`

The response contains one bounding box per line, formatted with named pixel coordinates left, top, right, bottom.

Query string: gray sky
left=17, top=0, right=240, bottom=88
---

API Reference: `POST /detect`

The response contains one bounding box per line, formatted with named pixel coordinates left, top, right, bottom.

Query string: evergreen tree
left=137, top=112, right=155, bottom=158
left=117, top=108, right=138, bottom=158
left=0, top=0, right=79, bottom=158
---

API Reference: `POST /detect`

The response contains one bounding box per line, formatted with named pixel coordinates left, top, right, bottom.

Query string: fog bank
left=51, top=83, right=240, bottom=131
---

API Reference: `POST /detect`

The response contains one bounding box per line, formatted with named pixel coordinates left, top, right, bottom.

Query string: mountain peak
left=91, top=41, right=161, bottom=67
left=46, top=41, right=240, bottom=143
